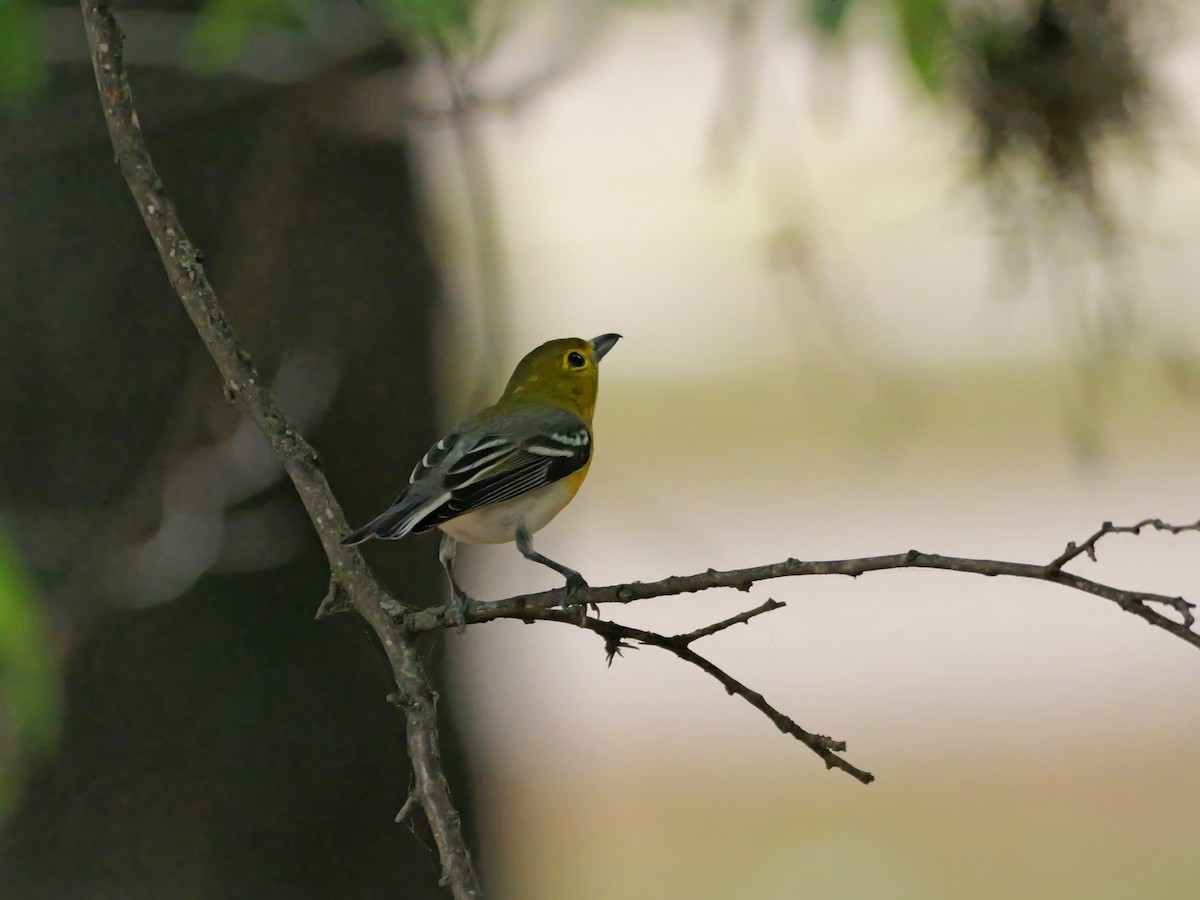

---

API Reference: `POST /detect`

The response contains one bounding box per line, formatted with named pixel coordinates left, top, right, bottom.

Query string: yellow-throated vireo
left=343, top=333, right=622, bottom=629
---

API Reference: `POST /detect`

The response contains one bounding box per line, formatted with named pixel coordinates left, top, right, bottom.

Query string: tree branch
left=77, top=3, right=479, bottom=896
left=393, top=520, right=1200, bottom=783
left=1048, top=517, right=1200, bottom=576
left=402, top=523, right=1200, bottom=647
left=673, top=598, right=786, bottom=645
left=527, top=604, right=875, bottom=783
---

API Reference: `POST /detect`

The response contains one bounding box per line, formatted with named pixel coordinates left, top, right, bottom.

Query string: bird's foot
left=562, top=573, right=592, bottom=623
left=449, top=587, right=476, bottom=634
left=564, top=572, right=588, bottom=599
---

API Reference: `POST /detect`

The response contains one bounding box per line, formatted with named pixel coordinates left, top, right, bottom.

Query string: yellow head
left=502, top=333, right=621, bottom=421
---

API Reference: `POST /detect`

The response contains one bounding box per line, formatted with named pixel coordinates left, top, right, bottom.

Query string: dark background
left=0, top=6, right=472, bottom=895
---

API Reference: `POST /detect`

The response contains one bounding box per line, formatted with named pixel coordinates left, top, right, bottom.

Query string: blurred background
left=2, top=0, right=1200, bottom=897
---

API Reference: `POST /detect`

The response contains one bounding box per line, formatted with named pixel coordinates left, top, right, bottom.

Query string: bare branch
left=674, top=598, right=786, bottom=645
left=524, top=608, right=873, bottom=785
left=78, top=3, right=478, bottom=895
left=1048, top=517, right=1200, bottom=572
left=402, top=524, right=1200, bottom=653
left=388, top=521, right=1199, bottom=786
left=395, top=789, right=421, bottom=825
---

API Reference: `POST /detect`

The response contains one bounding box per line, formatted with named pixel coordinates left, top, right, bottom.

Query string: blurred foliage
left=806, top=0, right=952, bottom=92
left=960, top=0, right=1152, bottom=203
left=367, top=0, right=474, bottom=44
left=185, top=0, right=313, bottom=70
left=800, top=0, right=1164, bottom=260
left=0, top=0, right=1004, bottom=104
left=0, top=0, right=1174, bottom=362
left=0, top=532, right=60, bottom=820
left=808, top=0, right=854, bottom=37
left=0, top=0, right=45, bottom=107
left=0, top=0, right=1162, bottom=154
left=186, top=0, right=476, bottom=67
left=894, top=0, right=952, bottom=92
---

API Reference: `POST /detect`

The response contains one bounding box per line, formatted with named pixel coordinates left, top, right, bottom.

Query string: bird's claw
left=449, top=588, right=475, bottom=634
left=563, top=572, right=588, bottom=600
left=562, top=573, right=591, bottom=624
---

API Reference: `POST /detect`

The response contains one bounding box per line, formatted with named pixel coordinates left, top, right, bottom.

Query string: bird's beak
left=590, top=333, right=622, bottom=363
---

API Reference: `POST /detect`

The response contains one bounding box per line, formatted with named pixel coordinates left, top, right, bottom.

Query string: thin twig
left=530, top=607, right=873, bottom=784
left=77, top=3, right=479, bottom=895
left=673, top=598, right=786, bottom=645
left=395, top=790, right=421, bottom=825
left=1048, top=517, right=1200, bottom=572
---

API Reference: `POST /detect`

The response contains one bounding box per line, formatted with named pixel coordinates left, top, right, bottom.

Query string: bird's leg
left=515, top=524, right=589, bottom=619
left=439, top=533, right=474, bottom=633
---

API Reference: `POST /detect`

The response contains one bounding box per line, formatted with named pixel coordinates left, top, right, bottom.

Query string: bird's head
left=504, top=333, right=622, bottom=420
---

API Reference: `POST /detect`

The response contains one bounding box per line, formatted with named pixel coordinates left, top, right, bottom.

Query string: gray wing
left=342, top=407, right=591, bottom=543
left=413, top=406, right=592, bottom=533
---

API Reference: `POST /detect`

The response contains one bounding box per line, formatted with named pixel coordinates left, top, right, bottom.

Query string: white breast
left=438, top=478, right=577, bottom=545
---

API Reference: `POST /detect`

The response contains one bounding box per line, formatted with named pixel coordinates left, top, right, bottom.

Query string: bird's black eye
left=567, top=351, right=586, bottom=369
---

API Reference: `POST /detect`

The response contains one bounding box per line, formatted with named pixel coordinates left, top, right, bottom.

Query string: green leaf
left=187, top=0, right=311, bottom=71
left=0, top=0, right=46, bottom=108
left=0, top=530, right=60, bottom=819
left=893, top=0, right=952, bottom=93
left=808, top=0, right=854, bottom=38
left=368, top=0, right=474, bottom=45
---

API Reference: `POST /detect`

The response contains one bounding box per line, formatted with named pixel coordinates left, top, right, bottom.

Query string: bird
left=342, top=333, right=621, bottom=630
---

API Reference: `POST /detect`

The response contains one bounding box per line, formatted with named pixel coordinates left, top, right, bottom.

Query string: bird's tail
left=341, top=490, right=448, bottom=546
